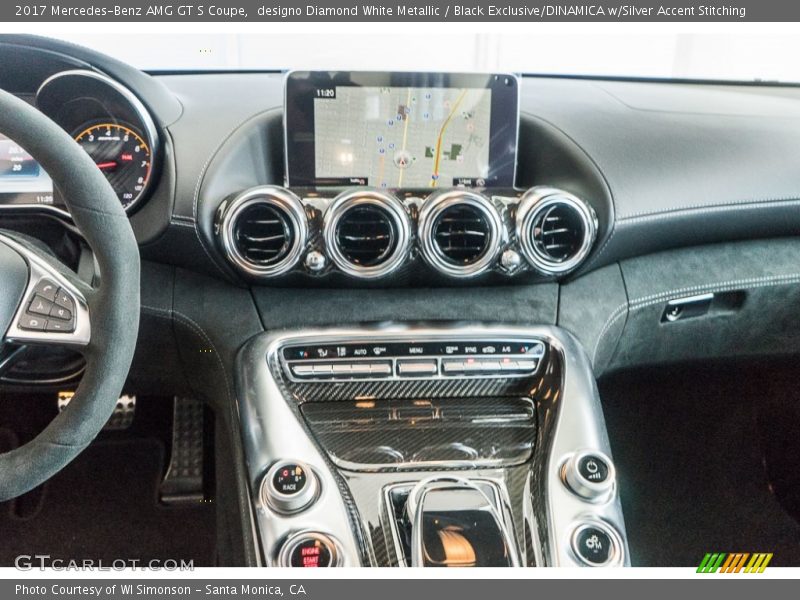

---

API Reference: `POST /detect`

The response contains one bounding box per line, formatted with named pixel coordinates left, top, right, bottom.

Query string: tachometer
left=73, top=123, right=152, bottom=211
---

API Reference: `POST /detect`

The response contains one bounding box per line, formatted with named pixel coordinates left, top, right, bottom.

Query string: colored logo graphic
left=697, top=553, right=773, bottom=573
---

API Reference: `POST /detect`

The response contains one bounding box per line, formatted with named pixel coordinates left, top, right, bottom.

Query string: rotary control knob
left=562, top=450, right=615, bottom=502
left=261, top=460, right=319, bottom=514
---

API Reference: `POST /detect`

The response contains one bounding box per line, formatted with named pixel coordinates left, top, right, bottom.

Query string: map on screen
left=313, top=86, right=492, bottom=188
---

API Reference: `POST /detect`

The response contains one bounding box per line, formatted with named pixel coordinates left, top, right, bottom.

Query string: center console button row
left=442, top=357, right=539, bottom=376
left=290, top=360, right=392, bottom=379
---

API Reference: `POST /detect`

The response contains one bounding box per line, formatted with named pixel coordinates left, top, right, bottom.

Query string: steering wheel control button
left=32, top=279, right=59, bottom=301
left=571, top=522, right=621, bottom=567
left=563, top=450, right=616, bottom=502
left=261, top=460, right=319, bottom=514
left=279, top=532, right=340, bottom=568
left=54, top=289, right=75, bottom=312
left=45, top=318, right=75, bottom=333
left=28, top=295, right=54, bottom=317
left=49, top=305, right=73, bottom=322
left=18, top=314, right=46, bottom=331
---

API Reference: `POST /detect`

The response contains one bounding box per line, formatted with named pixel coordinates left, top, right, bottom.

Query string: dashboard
left=2, top=35, right=800, bottom=294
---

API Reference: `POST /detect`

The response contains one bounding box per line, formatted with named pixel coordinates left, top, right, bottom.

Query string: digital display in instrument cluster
left=0, top=132, right=54, bottom=207
left=285, top=71, right=519, bottom=189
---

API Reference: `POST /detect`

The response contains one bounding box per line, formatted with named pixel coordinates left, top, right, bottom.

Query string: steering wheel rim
left=0, top=88, right=140, bottom=501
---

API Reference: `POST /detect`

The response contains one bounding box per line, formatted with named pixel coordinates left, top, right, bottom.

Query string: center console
left=236, top=324, right=629, bottom=567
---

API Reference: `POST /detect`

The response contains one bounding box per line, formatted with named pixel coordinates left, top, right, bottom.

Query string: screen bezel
left=284, top=71, right=520, bottom=189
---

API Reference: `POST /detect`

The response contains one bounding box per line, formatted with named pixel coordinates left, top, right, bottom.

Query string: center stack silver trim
left=236, top=323, right=630, bottom=567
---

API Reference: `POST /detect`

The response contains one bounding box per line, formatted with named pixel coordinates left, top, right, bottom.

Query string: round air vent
left=516, top=187, right=597, bottom=275
left=418, top=190, right=503, bottom=278
left=217, top=186, right=307, bottom=277
left=324, top=190, right=410, bottom=279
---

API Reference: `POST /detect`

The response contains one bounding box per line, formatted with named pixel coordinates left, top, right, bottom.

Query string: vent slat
left=233, top=203, right=293, bottom=267
left=531, top=203, right=585, bottom=262
left=432, top=204, right=491, bottom=265
left=336, top=205, right=397, bottom=267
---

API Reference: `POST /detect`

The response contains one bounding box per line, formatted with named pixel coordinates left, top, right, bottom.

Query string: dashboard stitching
left=584, top=198, right=800, bottom=271
left=592, top=273, right=800, bottom=369
left=619, top=196, right=800, bottom=222
left=140, top=304, right=234, bottom=406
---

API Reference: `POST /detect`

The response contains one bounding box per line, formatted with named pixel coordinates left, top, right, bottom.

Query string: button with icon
left=563, top=450, right=616, bottom=502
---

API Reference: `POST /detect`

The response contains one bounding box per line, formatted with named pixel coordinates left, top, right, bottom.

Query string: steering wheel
left=0, top=89, right=140, bottom=501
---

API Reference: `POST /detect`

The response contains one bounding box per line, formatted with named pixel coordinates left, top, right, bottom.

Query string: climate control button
left=261, top=460, right=319, bottom=514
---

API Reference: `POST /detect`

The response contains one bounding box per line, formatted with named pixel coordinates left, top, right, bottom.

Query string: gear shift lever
left=405, top=476, right=519, bottom=567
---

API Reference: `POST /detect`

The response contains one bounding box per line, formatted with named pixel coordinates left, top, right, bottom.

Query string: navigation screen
left=314, top=86, right=492, bottom=188
left=0, top=132, right=54, bottom=207
left=285, top=72, right=519, bottom=189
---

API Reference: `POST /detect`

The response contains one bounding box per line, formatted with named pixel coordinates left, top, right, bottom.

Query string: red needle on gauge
left=95, top=161, right=118, bottom=170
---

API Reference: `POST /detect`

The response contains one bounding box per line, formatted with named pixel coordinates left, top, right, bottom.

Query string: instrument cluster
left=0, top=69, right=159, bottom=218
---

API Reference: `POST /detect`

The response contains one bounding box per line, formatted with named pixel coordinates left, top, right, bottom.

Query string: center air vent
left=516, top=187, right=597, bottom=275
left=217, top=186, right=307, bottom=278
left=324, top=190, right=411, bottom=279
left=336, top=205, right=398, bottom=267
left=419, top=190, right=503, bottom=278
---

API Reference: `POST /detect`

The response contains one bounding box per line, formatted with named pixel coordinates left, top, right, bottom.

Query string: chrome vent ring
left=419, top=190, right=503, bottom=278
left=217, top=186, right=308, bottom=277
left=324, top=189, right=411, bottom=279
left=516, top=187, right=597, bottom=275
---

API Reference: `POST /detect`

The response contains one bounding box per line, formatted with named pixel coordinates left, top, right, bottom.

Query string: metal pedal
left=159, top=397, right=205, bottom=505
left=58, top=391, right=136, bottom=430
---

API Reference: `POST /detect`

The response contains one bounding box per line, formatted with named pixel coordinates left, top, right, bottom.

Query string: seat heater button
left=18, top=314, right=47, bottom=331
left=32, top=279, right=58, bottom=302
left=28, top=295, right=54, bottom=317
left=331, top=363, right=352, bottom=375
